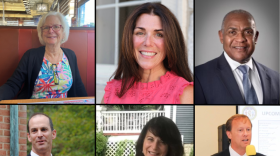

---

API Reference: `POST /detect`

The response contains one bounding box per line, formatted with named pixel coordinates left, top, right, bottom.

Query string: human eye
left=160, top=140, right=165, bottom=144
left=32, top=129, right=37, bottom=132
left=245, top=30, right=253, bottom=35
left=135, top=31, right=144, bottom=36
left=156, top=33, right=163, bottom=38
left=229, top=30, right=236, bottom=35
left=54, top=25, right=60, bottom=29
left=43, top=26, right=49, bottom=30
left=147, top=137, right=154, bottom=142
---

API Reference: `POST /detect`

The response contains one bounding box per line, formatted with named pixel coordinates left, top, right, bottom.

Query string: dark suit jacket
left=27, top=153, right=30, bottom=156
left=195, top=53, right=279, bottom=104
left=212, top=148, right=266, bottom=156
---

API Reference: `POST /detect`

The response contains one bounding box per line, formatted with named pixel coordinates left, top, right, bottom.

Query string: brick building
left=0, top=105, right=27, bottom=156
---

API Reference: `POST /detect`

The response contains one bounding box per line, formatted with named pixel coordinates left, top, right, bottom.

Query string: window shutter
left=176, top=106, right=193, bottom=144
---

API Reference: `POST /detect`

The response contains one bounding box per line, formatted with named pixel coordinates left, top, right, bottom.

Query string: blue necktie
left=237, top=65, right=259, bottom=104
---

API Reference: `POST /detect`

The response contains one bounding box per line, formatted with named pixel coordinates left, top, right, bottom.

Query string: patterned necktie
left=237, top=65, right=259, bottom=104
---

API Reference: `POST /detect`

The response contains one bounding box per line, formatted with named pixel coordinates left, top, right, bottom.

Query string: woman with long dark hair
left=102, top=3, right=193, bottom=104
left=136, top=116, right=184, bottom=156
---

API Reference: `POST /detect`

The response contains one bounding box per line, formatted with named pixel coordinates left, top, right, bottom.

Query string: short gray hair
left=37, top=11, right=69, bottom=45
left=221, top=9, right=256, bottom=33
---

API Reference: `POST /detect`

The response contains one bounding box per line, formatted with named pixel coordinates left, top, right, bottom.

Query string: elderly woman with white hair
left=0, top=12, right=87, bottom=100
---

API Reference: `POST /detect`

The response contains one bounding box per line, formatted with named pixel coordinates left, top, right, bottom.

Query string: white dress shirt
left=223, top=52, right=263, bottom=104
left=229, top=144, right=247, bottom=156
left=31, top=150, right=52, bottom=156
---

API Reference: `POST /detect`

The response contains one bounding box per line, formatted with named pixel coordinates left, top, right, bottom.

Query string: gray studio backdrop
left=195, top=0, right=279, bottom=72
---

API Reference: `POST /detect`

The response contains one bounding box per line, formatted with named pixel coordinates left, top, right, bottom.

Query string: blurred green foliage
left=27, top=105, right=95, bottom=156
left=115, top=140, right=134, bottom=156
left=189, top=147, right=193, bottom=156
left=96, top=131, right=107, bottom=156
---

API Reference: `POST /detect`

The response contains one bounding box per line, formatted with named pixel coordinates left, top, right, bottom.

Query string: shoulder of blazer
left=195, top=53, right=226, bottom=77
left=211, top=148, right=230, bottom=156
left=21, top=46, right=45, bottom=60
left=254, top=59, right=280, bottom=78
left=256, top=152, right=266, bottom=156
left=62, top=47, right=76, bottom=58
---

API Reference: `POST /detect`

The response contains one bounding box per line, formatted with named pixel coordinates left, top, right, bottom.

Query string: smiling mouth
left=48, top=37, right=57, bottom=38
left=233, top=46, right=247, bottom=49
left=148, top=151, right=159, bottom=155
left=242, top=139, right=249, bottom=142
left=140, top=51, right=157, bottom=56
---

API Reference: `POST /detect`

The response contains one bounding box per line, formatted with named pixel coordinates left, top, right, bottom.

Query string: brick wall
left=0, top=105, right=27, bottom=156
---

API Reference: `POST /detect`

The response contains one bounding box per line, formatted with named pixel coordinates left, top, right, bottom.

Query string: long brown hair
left=111, top=2, right=193, bottom=98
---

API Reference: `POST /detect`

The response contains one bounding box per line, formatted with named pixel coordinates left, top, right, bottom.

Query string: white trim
left=96, top=0, right=161, bottom=9
left=101, top=110, right=165, bottom=113
left=115, top=0, right=119, bottom=65
left=172, top=105, right=177, bottom=123
left=107, top=135, right=139, bottom=142
left=164, top=105, right=171, bottom=118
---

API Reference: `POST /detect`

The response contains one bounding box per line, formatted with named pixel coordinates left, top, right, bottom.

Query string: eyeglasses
left=41, top=25, right=62, bottom=32
left=52, top=64, right=59, bottom=85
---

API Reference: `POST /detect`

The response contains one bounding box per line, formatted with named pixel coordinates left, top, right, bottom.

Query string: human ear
left=254, top=31, right=259, bottom=43
left=218, top=30, right=224, bottom=44
left=226, top=131, right=232, bottom=140
left=27, top=133, right=32, bottom=142
left=52, top=129, right=57, bottom=140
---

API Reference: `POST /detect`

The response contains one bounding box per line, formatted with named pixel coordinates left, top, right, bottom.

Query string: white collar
left=31, top=150, right=52, bottom=156
left=223, top=51, right=254, bottom=71
left=229, top=144, right=247, bottom=156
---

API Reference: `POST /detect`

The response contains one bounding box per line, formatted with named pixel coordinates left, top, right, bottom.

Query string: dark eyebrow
left=134, top=27, right=163, bottom=32
left=135, top=27, right=145, bottom=30
left=155, top=29, right=163, bottom=32
left=31, top=128, right=37, bottom=131
left=31, top=127, right=48, bottom=130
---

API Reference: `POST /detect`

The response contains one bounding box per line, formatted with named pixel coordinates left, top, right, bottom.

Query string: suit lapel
left=225, top=148, right=231, bottom=156
left=217, top=54, right=245, bottom=104
left=254, top=59, right=271, bottom=104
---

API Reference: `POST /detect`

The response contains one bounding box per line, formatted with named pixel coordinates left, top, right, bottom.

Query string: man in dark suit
left=27, top=113, right=56, bottom=156
left=212, top=114, right=265, bottom=156
left=195, top=9, right=279, bottom=104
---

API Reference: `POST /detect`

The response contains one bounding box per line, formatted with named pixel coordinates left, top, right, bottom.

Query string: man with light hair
left=212, top=114, right=265, bottom=156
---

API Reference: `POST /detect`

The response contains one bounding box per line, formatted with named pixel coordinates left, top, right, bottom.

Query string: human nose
left=144, top=34, right=153, bottom=46
left=37, top=130, right=43, bottom=137
left=151, top=141, right=159, bottom=150
left=235, top=32, right=246, bottom=42
left=243, top=130, right=249, bottom=136
left=48, top=26, right=54, bottom=33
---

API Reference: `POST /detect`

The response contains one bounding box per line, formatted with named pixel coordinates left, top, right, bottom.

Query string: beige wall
left=195, top=106, right=236, bottom=156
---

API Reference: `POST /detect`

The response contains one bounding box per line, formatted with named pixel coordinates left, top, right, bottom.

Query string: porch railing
left=100, top=111, right=165, bottom=133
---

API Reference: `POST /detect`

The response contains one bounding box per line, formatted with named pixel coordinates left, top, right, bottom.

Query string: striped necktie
left=237, top=65, right=259, bottom=104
